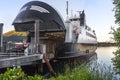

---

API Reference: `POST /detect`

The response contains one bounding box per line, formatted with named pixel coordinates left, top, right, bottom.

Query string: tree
left=112, top=0, right=120, bottom=74
left=113, top=0, right=120, bottom=25
left=110, top=27, right=120, bottom=45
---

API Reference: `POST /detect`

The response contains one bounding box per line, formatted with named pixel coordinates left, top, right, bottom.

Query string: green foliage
left=0, top=68, right=26, bottom=80
left=112, top=49, right=120, bottom=74
left=111, top=27, right=120, bottom=45
left=112, top=0, right=120, bottom=76
left=28, top=75, right=44, bottom=80
left=3, top=30, right=27, bottom=37
left=50, top=64, right=114, bottom=80
left=110, top=25, right=120, bottom=75
left=112, top=0, right=120, bottom=44
left=3, top=30, right=27, bottom=42
left=113, top=0, right=120, bottom=25
left=0, top=64, right=115, bottom=80
left=0, top=68, right=44, bottom=80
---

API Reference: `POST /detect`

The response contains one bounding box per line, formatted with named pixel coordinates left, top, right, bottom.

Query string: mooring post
left=34, top=20, right=56, bottom=76
left=34, top=19, right=43, bottom=74
left=0, top=23, right=3, bottom=52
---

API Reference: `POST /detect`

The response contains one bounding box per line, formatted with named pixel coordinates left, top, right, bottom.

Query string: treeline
left=3, top=30, right=27, bottom=42
left=97, top=42, right=117, bottom=46
left=3, top=30, right=27, bottom=37
left=3, top=35, right=26, bottom=42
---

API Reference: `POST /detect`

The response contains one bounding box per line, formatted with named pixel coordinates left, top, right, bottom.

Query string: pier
left=0, top=53, right=42, bottom=68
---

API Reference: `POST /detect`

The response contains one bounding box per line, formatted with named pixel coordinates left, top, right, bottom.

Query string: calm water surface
left=95, top=46, right=120, bottom=79
left=96, top=46, right=117, bottom=66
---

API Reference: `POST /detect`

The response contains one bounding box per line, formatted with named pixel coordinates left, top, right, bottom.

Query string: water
left=95, top=46, right=120, bottom=79
left=96, top=46, right=117, bottom=66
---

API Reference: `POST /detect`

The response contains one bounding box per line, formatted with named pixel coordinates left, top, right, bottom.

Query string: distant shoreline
left=97, top=42, right=117, bottom=47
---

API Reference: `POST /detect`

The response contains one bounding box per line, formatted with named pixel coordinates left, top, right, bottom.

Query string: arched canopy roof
left=13, top=1, right=66, bottom=32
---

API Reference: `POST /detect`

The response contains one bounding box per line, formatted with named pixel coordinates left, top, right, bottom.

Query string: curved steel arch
left=13, top=1, right=66, bottom=32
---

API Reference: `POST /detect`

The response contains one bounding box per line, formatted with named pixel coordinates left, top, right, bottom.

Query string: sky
left=0, top=0, right=117, bottom=42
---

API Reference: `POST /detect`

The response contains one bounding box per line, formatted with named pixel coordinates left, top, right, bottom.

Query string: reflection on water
left=95, top=46, right=120, bottom=79
left=96, top=47, right=117, bottom=66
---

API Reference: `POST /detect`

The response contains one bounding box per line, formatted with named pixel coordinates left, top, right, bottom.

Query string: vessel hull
left=55, top=43, right=97, bottom=59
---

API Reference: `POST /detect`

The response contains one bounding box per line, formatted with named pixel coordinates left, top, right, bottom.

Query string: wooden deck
left=0, top=52, right=96, bottom=69
left=0, top=53, right=42, bottom=68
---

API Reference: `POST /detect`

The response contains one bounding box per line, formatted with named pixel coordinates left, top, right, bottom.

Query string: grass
left=0, top=63, right=118, bottom=80
left=0, top=61, right=117, bottom=80
left=50, top=63, right=114, bottom=80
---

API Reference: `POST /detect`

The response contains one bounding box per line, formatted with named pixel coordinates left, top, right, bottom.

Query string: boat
left=12, top=1, right=97, bottom=60
left=0, top=1, right=98, bottom=76
left=55, top=9, right=98, bottom=59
